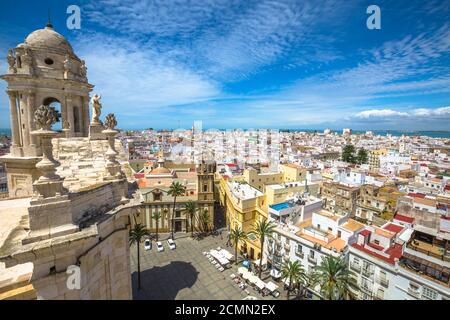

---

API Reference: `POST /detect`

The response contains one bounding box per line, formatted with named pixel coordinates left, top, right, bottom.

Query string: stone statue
left=104, top=113, right=117, bottom=130
left=22, top=47, right=34, bottom=75
left=80, top=60, right=87, bottom=78
left=34, top=105, right=61, bottom=130
left=63, top=54, right=72, bottom=79
left=91, top=94, right=102, bottom=124
left=7, top=49, right=16, bottom=73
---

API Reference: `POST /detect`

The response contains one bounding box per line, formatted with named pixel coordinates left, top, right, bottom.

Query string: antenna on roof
left=46, top=9, right=53, bottom=29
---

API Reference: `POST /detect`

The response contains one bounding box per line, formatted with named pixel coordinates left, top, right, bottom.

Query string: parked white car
left=144, top=239, right=152, bottom=251
left=167, top=238, right=176, bottom=250
left=156, top=241, right=164, bottom=252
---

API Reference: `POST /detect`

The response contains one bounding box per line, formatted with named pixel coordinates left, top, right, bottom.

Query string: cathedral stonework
left=0, top=24, right=142, bottom=300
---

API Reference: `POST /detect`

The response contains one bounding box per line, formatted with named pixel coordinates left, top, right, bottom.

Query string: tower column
left=27, top=90, right=37, bottom=147
left=7, top=90, right=21, bottom=148
left=65, top=94, right=74, bottom=137
left=20, top=92, right=31, bottom=147
left=82, top=95, right=90, bottom=136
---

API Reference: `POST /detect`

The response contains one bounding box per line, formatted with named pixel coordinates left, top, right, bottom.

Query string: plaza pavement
left=130, top=232, right=283, bottom=300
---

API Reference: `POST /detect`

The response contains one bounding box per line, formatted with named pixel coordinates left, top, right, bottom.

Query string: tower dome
left=24, top=25, right=74, bottom=55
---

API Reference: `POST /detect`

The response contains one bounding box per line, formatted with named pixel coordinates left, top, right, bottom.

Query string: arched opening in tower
left=43, top=97, right=62, bottom=131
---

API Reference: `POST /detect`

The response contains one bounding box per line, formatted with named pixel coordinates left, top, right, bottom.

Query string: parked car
left=144, top=239, right=151, bottom=251
left=167, top=238, right=176, bottom=250
left=156, top=241, right=164, bottom=252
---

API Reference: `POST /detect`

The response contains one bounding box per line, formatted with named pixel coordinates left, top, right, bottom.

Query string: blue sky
left=0, top=0, right=449, bottom=130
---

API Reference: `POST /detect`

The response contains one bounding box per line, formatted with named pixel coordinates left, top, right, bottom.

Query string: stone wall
left=52, top=137, right=128, bottom=191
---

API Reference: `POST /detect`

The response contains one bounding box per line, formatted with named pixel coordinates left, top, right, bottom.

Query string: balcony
left=407, top=287, right=421, bottom=299
left=350, top=263, right=361, bottom=272
left=308, top=255, right=317, bottom=265
left=295, top=251, right=304, bottom=259
left=284, top=243, right=290, bottom=251
left=377, top=276, right=389, bottom=287
left=362, top=268, right=374, bottom=279
left=361, top=284, right=373, bottom=294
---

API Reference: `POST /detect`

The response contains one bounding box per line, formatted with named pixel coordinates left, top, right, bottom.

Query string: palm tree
left=251, top=218, right=276, bottom=279
left=152, top=211, right=161, bottom=241
left=198, top=208, right=210, bottom=234
left=184, top=200, right=198, bottom=237
left=229, top=227, right=248, bottom=265
left=167, top=181, right=186, bottom=239
left=311, top=255, right=358, bottom=300
left=129, top=223, right=149, bottom=290
left=281, top=260, right=307, bottom=300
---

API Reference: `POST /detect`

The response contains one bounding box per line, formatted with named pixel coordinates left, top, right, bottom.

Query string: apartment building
left=266, top=208, right=364, bottom=288
left=321, top=181, right=360, bottom=216
left=219, top=179, right=266, bottom=260
left=349, top=221, right=450, bottom=300
left=355, top=184, right=405, bottom=225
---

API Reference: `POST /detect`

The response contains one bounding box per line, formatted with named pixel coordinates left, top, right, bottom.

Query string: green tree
left=199, top=208, right=210, bottom=234
left=184, top=200, right=198, bottom=237
left=342, top=144, right=356, bottom=163
left=281, top=260, right=307, bottom=300
left=357, top=148, right=368, bottom=164
left=129, top=223, right=150, bottom=290
left=311, top=256, right=358, bottom=300
left=229, top=226, right=248, bottom=265
left=168, top=182, right=186, bottom=239
left=152, top=211, right=161, bottom=241
left=251, top=219, right=276, bottom=279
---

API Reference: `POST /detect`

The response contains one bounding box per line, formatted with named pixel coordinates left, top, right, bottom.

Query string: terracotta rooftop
left=341, top=219, right=365, bottom=232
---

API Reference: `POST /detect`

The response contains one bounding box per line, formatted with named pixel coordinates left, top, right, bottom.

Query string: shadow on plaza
left=132, top=261, right=199, bottom=300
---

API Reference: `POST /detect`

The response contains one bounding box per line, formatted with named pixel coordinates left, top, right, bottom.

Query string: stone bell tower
left=196, top=160, right=216, bottom=230
left=0, top=22, right=93, bottom=197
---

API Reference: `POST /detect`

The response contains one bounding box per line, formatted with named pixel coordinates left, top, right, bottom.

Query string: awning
left=238, top=267, right=247, bottom=275
left=270, top=269, right=281, bottom=278
left=242, top=260, right=251, bottom=268
left=218, top=249, right=234, bottom=260
left=265, top=281, right=278, bottom=292
left=255, top=279, right=265, bottom=290
left=253, top=256, right=267, bottom=266
left=248, top=274, right=258, bottom=284
left=210, top=250, right=230, bottom=265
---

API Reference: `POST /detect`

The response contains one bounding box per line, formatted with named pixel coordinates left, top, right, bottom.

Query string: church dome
left=24, top=25, right=74, bottom=55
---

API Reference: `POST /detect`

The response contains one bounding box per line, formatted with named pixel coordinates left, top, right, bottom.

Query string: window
left=153, top=192, right=162, bottom=201
left=377, top=288, right=384, bottom=299
left=374, top=239, right=380, bottom=245
left=203, top=184, right=208, bottom=192
left=44, top=58, right=54, bottom=65
left=422, top=287, right=438, bottom=300
left=337, top=230, right=341, bottom=238
left=175, top=210, right=181, bottom=218
left=296, top=244, right=303, bottom=253
left=328, top=227, right=333, bottom=232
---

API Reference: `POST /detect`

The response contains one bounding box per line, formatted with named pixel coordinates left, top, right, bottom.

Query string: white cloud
left=72, top=33, right=222, bottom=126
left=352, top=106, right=450, bottom=120
left=353, top=109, right=410, bottom=119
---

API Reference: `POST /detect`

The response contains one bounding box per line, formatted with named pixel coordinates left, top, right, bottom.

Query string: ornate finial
left=34, top=105, right=60, bottom=130
left=104, top=113, right=117, bottom=130
left=46, top=9, right=53, bottom=29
